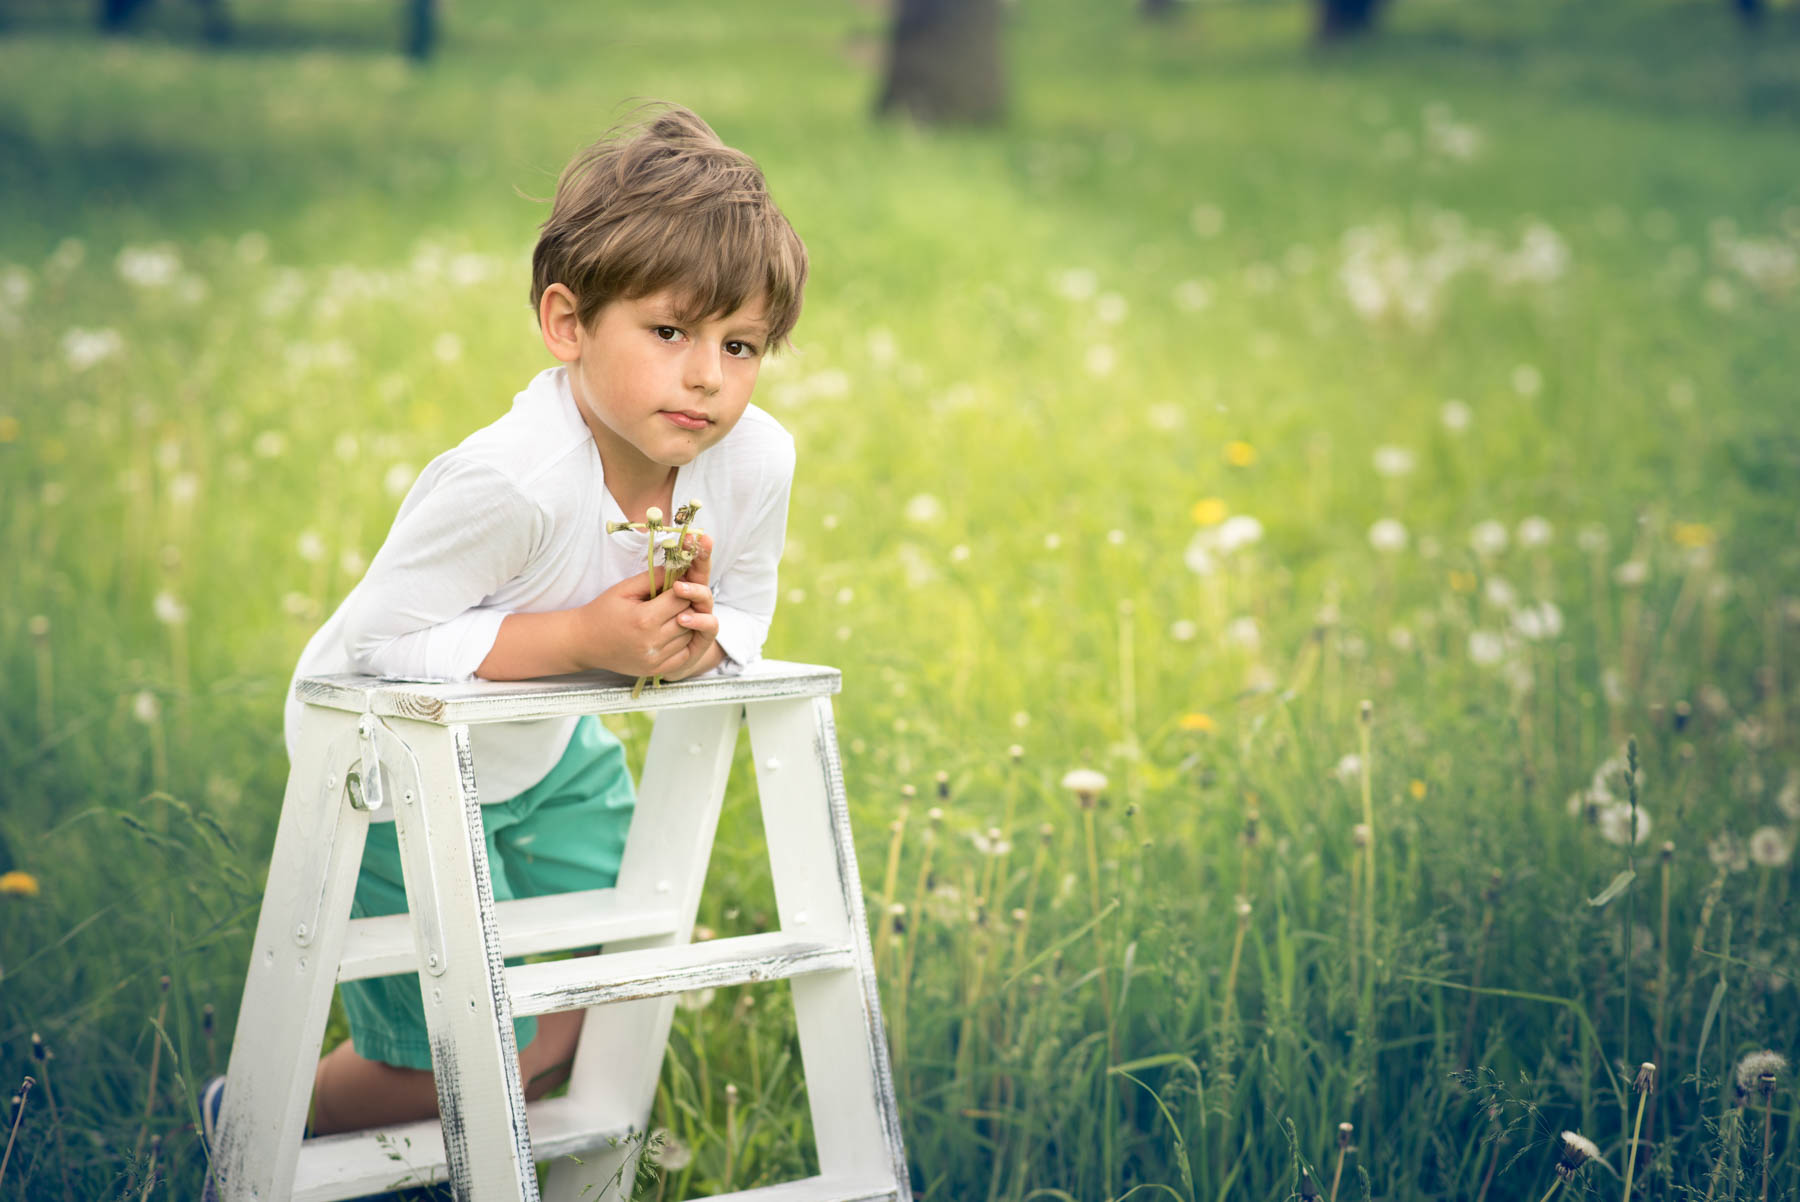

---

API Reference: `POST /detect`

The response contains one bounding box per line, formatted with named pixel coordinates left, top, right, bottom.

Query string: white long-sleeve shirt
left=285, top=365, right=794, bottom=801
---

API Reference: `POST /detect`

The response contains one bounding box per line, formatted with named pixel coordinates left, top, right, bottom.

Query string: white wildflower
left=1053, top=268, right=1097, bottom=301
left=1469, top=520, right=1508, bottom=557
left=1368, top=519, right=1408, bottom=553
left=1516, top=516, right=1553, bottom=549
left=1060, top=768, right=1108, bottom=801
left=1777, top=770, right=1800, bottom=821
left=152, top=592, right=187, bottom=626
left=383, top=463, right=416, bottom=497
left=116, top=244, right=181, bottom=289
left=1613, top=560, right=1648, bottom=587
left=132, top=690, right=161, bottom=725
left=252, top=430, right=288, bottom=459
left=1483, top=577, right=1518, bottom=610
left=1182, top=532, right=1216, bottom=576
left=1511, top=364, right=1542, bottom=397
left=1333, top=753, right=1363, bottom=783
left=1749, top=826, right=1793, bottom=869
left=1576, top=523, right=1610, bottom=555
left=62, top=327, right=123, bottom=372
left=1467, top=629, right=1505, bottom=666
left=296, top=531, right=326, bottom=563
left=1084, top=345, right=1116, bottom=377
left=1170, top=619, right=1198, bottom=642
left=903, top=493, right=943, bottom=524
left=1372, top=445, right=1415, bottom=477
left=648, top=1126, right=692, bottom=1171
left=1387, top=625, right=1415, bottom=652
left=1439, top=399, right=1472, bottom=432
left=1095, top=293, right=1128, bottom=324
left=1214, top=514, right=1264, bottom=554
left=1596, top=801, right=1652, bottom=846
left=1224, top=616, right=1260, bottom=652
left=1708, top=832, right=1749, bottom=874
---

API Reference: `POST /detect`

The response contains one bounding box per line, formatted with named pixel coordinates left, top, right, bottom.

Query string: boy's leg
left=313, top=716, right=632, bottom=1134
left=310, top=1008, right=587, bottom=1135
left=314, top=800, right=545, bottom=1133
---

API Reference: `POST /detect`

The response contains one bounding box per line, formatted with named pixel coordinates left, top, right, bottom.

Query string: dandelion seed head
left=1469, top=520, right=1509, bottom=557
left=1557, top=1130, right=1600, bottom=1176
left=1708, top=832, right=1749, bottom=874
left=152, top=591, right=188, bottom=626
left=1368, top=518, right=1408, bottom=553
left=1372, top=444, right=1415, bottom=478
left=1749, top=826, right=1793, bottom=869
left=132, top=690, right=161, bottom=725
left=1734, top=1050, right=1787, bottom=1100
left=1333, top=753, right=1363, bottom=783
left=1440, top=399, right=1472, bottom=432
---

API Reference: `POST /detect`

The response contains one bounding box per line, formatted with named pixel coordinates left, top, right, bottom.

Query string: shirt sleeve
left=338, top=458, right=547, bottom=682
left=709, top=439, right=794, bottom=676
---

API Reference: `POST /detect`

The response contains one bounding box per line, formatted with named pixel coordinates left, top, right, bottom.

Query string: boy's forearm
left=476, top=610, right=591, bottom=681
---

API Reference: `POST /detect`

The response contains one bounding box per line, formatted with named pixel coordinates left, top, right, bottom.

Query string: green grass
left=1, top=0, right=1799, bottom=1197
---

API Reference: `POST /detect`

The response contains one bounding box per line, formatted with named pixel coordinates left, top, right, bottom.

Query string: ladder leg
left=748, top=697, right=911, bottom=1198
left=542, top=703, right=742, bottom=1202
left=388, top=717, right=537, bottom=1202
left=216, top=706, right=368, bottom=1201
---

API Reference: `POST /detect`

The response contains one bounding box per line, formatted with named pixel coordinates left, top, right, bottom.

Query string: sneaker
left=198, top=1075, right=226, bottom=1201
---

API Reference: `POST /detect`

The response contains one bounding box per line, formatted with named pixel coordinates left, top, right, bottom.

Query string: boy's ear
left=538, top=283, right=582, bottom=363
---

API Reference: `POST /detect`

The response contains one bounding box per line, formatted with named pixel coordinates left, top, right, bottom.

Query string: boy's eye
left=653, top=326, right=682, bottom=342
left=726, top=340, right=760, bottom=359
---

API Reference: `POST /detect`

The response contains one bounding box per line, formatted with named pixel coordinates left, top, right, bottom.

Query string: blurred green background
left=2, top=0, right=1799, bottom=1198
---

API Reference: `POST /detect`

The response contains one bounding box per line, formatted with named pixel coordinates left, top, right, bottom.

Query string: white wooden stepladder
left=213, top=661, right=911, bottom=1202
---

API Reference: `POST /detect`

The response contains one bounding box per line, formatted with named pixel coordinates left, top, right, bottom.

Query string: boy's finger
left=676, top=610, right=719, bottom=636
left=671, top=581, right=713, bottom=612
left=682, top=533, right=714, bottom=587
left=611, top=569, right=659, bottom=599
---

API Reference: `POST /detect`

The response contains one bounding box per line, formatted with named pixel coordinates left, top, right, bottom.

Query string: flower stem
left=1624, top=1087, right=1649, bottom=1200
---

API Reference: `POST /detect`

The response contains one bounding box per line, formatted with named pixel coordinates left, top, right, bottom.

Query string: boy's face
left=546, top=286, right=769, bottom=488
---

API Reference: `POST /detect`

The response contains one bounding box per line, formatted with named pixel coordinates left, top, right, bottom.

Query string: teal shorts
left=340, top=715, right=636, bottom=1070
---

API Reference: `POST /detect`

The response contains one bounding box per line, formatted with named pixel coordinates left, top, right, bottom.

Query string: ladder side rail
left=388, top=716, right=538, bottom=1201
left=747, top=696, right=911, bottom=1197
left=216, top=705, right=371, bottom=1201
left=543, top=701, right=743, bottom=1202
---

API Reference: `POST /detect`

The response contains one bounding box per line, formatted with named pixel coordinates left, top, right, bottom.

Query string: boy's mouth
left=662, top=410, right=711, bottom=431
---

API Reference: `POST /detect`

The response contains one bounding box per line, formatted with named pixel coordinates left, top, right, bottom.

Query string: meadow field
left=2, top=0, right=1798, bottom=1197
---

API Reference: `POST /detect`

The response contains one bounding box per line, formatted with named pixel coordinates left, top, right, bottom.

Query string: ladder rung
left=291, top=1094, right=626, bottom=1201
left=337, top=890, right=682, bottom=982
left=508, top=931, right=857, bottom=1017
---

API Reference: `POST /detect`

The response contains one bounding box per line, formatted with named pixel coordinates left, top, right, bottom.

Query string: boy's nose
left=684, top=347, right=722, bottom=395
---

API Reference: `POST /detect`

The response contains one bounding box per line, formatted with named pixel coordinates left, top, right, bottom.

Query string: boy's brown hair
left=531, top=103, right=807, bottom=351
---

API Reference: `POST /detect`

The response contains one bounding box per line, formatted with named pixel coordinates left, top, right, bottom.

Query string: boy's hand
left=573, top=534, right=718, bottom=679
left=658, top=535, right=724, bottom=682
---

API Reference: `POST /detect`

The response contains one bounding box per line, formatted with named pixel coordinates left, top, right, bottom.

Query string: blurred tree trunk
left=876, top=0, right=1005, bottom=124
left=1316, top=0, right=1387, bottom=40
left=405, top=0, right=436, bottom=59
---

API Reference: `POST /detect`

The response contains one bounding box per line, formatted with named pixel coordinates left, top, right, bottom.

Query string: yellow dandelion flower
left=1224, top=440, right=1257, bottom=467
left=1409, top=779, right=1427, bottom=800
left=1671, top=522, right=1715, bottom=548
left=1179, top=712, right=1217, bottom=733
left=1449, top=569, right=1477, bottom=594
left=0, top=416, right=19, bottom=444
left=1191, top=497, right=1229, bottom=526
left=1, top=870, right=41, bottom=897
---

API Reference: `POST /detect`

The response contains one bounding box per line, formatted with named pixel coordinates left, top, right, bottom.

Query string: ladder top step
left=295, top=659, right=840, bottom=724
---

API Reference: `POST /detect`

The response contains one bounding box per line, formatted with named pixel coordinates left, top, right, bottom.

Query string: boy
left=216, top=103, right=806, bottom=1144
